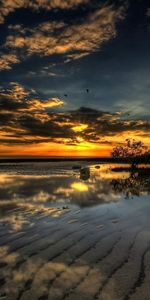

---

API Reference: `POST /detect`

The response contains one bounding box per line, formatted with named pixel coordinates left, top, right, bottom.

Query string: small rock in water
left=62, top=206, right=69, bottom=210
left=80, top=167, right=90, bottom=180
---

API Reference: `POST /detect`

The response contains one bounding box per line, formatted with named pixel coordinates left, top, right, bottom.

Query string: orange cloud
left=4, top=3, right=126, bottom=67
left=0, top=53, right=20, bottom=70
left=0, top=84, right=149, bottom=157
left=0, top=0, right=89, bottom=24
left=0, top=83, right=65, bottom=112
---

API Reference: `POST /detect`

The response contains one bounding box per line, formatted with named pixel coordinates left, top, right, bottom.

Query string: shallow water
left=0, top=162, right=150, bottom=300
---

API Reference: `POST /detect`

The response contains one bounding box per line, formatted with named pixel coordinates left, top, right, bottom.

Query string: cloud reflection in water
left=0, top=163, right=149, bottom=232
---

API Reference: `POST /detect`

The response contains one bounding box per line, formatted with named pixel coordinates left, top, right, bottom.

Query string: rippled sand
left=0, top=162, right=150, bottom=300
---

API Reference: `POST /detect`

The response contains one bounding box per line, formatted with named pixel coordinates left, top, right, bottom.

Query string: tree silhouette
left=112, top=139, right=149, bottom=169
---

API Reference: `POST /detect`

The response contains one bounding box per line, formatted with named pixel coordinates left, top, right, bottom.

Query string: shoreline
left=0, top=157, right=150, bottom=164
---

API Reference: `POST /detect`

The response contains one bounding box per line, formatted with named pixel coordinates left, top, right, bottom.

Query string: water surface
left=0, top=162, right=150, bottom=300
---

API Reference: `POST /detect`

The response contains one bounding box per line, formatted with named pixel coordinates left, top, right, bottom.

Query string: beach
left=0, top=162, right=150, bottom=300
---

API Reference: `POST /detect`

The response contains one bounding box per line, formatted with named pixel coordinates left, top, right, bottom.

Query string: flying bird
left=86, top=89, right=89, bottom=93
left=64, top=94, right=68, bottom=97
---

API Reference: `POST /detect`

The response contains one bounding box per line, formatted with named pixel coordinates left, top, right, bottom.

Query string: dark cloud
left=0, top=85, right=149, bottom=146
left=0, top=0, right=149, bottom=153
left=0, top=1, right=127, bottom=69
left=0, top=0, right=89, bottom=24
left=0, top=82, right=64, bottom=112
left=18, top=114, right=73, bottom=139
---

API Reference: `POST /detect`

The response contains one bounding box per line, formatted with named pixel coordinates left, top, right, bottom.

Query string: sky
left=0, top=0, right=150, bottom=157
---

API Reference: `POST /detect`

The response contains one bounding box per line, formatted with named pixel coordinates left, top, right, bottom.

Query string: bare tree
left=112, top=139, right=149, bottom=169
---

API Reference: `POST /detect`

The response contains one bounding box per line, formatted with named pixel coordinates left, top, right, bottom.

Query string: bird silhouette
left=86, top=89, right=89, bottom=93
left=64, top=94, right=68, bottom=97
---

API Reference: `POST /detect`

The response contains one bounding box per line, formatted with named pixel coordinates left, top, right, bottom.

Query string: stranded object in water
left=80, top=167, right=90, bottom=180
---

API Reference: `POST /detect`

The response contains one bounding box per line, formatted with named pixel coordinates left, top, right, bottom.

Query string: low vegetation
left=112, top=139, right=150, bottom=168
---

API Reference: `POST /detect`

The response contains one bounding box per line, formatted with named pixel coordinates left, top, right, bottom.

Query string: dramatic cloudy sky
left=0, top=0, right=149, bottom=157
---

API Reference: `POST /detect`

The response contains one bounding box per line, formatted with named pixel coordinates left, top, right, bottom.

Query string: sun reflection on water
left=71, top=182, right=89, bottom=192
left=0, top=163, right=149, bottom=231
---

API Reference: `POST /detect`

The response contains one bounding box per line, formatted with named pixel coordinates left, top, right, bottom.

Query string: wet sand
left=0, top=163, right=150, bottom=300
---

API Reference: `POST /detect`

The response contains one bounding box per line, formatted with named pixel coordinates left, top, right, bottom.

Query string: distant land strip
left=0, top=156, right=150, bottom=164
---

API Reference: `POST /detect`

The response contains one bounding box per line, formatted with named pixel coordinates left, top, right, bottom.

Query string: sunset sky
left=0, top=0, right=149, bottom=157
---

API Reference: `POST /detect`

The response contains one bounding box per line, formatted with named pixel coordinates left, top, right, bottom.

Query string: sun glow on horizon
left=0, top=140, right=112, bottom=157
left=0, top=120, right=149, bottom=158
